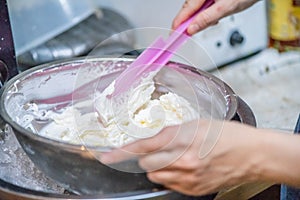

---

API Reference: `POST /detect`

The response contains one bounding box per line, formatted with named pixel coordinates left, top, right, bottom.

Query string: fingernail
left=188, top=24, right=200, bottom=35
left=173, top=20, right=179, bottom=29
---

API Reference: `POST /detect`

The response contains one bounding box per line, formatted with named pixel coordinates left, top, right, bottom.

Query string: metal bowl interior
left=0, top=57, right=238, bottom=195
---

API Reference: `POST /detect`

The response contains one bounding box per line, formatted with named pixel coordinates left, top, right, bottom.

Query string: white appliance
left=95, top=0, right=268, bottom=71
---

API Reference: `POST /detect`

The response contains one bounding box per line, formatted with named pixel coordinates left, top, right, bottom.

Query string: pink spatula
left=112, top=0, right=214, bottom=97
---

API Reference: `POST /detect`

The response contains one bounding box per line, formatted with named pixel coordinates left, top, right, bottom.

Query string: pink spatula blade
left=112, top=0, right=214, bottom=97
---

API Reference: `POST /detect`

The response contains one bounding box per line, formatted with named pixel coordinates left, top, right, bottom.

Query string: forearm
left=251, top=130, right=300, bottom=187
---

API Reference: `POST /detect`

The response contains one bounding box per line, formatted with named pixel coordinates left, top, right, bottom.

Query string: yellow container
left=269, top=0, right=300, bottom=51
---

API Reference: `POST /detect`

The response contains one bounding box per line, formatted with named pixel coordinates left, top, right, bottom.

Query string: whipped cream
left=39, top=71, right=199, bottom=147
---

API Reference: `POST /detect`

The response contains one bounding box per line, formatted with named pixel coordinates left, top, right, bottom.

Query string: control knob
left=229, top=30, right=244, bottom=46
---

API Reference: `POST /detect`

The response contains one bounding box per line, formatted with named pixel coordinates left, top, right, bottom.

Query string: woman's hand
left=100, top=120, right=274, bottom=196
left=172, top=0, right=259, bottom=35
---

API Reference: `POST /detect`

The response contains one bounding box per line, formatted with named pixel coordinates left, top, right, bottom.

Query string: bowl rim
left=0, top=56, right=238, bottom=152
left=0, top=176, right=172, bottom=199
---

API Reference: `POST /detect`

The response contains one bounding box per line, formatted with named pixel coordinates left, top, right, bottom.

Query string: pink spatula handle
left=112, top=0, right=214, bottom=97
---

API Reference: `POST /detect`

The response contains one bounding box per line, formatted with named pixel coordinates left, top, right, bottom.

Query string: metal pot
left=0, top=57, right=238, bottom=198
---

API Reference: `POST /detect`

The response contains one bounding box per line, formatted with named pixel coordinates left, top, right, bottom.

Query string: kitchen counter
left=213, top=48, right=300, bottom=131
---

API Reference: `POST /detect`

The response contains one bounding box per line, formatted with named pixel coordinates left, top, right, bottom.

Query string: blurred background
left=6, top=0, right=269, bottom=71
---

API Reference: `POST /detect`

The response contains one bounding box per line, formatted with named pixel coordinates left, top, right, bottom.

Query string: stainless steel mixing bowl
left=0, top=57, right=238, bottom=196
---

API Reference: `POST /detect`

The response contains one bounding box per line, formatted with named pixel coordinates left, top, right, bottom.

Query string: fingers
left=147, top=171, right=194, bottom=195
left=146, top=170, right=209, bottom=196
left=138, top=151, right=176, bottom=171
left=100, top=125, right=181, bottom=164
left=147, top=170, right=180, bottom=185
left=172, top=0, right=205, bottom=30
left=187, top=7, right=220, bottom=34
left=188, top=0, right=255, bottom=34
left=173, top=0, right=223, bottom=35
left=100, top=121, right=201, bottom=166
left=173, top=0, right=259, bottom=35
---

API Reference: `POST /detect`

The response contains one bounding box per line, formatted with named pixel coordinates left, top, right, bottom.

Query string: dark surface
left=0, top=0, right=18, bottom=84
left=250, top=185, right=281, bottom=200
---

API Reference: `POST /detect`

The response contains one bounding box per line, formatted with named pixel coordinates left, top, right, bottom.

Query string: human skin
left=100, top=0, right=300, bottom=196
left=100, top=120, right=300, bottom=196
left=172, top=0, right=259, bottom=35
